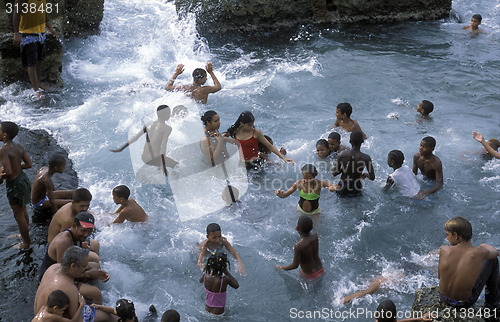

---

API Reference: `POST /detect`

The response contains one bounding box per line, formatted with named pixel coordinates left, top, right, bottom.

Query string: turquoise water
left=0, top=0, right=499, bottom=320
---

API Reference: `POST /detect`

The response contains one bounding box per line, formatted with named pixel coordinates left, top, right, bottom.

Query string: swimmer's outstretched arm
left=275, top=180, right=299, bottom=198
left=255, top=130, right=294, bottom=164
left=165, top=64, right=185, bottom=91
left=203, top=62, right=222, bottom=94
left=319, top=180, right=339, bottom=192
left=473, top=131, right=500, bottom=159
left=276, top=244, right=300, bottom=271
left=110, top=125, right=148, bottom=152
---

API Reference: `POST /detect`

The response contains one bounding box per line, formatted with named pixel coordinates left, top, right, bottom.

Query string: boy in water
left=463, top=14, right=483, bottom=34
left=112, top=185, right=148, bottom=223
left=472, top=131, right=500, bottom=160
left=332, top=102, right=367, bottom=140
left=197, top=223, right=246, bottom=275
left=0, top=121, right=32, bottom=249
left=385, top=150, right=420, bottom=198
left=165, top=62, right=221, bottom=104
left=412, top=136, right=443, bottom=199
left=32, top=290, right=85, bottom=322
left=416, top=100, right=434, bottom=119
left=332, top=131, right=375, bottom=197
left=327, top=132, right=348, bottom=158
left=439, top=217, right=499, bottom=312
left=276, top=216, right=324, bottom=280
left=31, top=154, right=73, bottom=215
left=111, top=105, right=178, bottom=176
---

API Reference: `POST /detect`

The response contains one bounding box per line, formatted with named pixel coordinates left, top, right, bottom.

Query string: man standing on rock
left=12, top=0, right=57, bottom=98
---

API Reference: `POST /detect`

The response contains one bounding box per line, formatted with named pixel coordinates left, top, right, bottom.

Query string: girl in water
left=200, top=110, right=234, bottom=166
left=227, top=111, right=293, bottom=170
left=275, top=164, right=338, bottom=215
left=316, top=139, right=331, bottom=159
left=200, top=252, right=239, bottom=315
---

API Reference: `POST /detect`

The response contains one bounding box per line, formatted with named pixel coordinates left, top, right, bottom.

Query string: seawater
left=0, top=0, right=499, bottom=320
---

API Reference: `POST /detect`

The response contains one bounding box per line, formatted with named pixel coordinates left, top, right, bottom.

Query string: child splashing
left=275, top=164, right=338, bottom=215
left=200, top=253, right=239, bottom=315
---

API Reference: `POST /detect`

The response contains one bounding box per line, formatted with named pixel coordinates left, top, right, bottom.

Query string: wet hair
left=192, top=68, right=207, bottom=80
left=316, top=139, right=329, bottom=149
left=116, top=298, right=138, bottom=321
left=113, top=185, right=131, bottom=199
left=444, top=216, right=472, bottom=241
left=157, top=105, right=171, bottom=120
left=204, top=252, right=229, bottom=276
left=487, top=139, right=500, bottom=151
left=297, top=215, right=313, bottom=234
left=472, top=14, right=482, bottom=22
left=227, top=111, right=255, bottom=137
left=336, top=103, right=352, bottom=118
left=48, top=154, right=66, bottom=169
left=259, top=135, right=273, bottom=154
left=0, top=121, right=19, bottom=139
left=161, top=309, right=180, bottom=322
left=72, top=188, right=92, bottom=203
left=422, top=136, right=436, bottom=149
left=201, top=110, right=218, bottom=126
left=46, top=290, right=70, bottom=308
left=172, top=105, right=187, bottom=117
left=420, top=100, right=434, bottom=115
left=388, top=150, right=405, bottom=167
left=376, top=299, right=397, bottom=322
left=350, top=131, right=364, bottom=146
left=301, top=164, right=318, bottom=177
left=61, top=246, right=88, bottom=268
left=206, top=222, right=221, bottom=234
left=328, top=132, right=341, bottom=142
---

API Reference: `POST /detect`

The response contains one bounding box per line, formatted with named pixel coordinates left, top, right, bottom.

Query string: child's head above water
left=204, top=252, right=229, bottom=276
left=0, top=121, right=19, bottom=140
left=417, top=100, right=434, bottom=116
left=387, top=150, right=405, bottom=169
left=116, top=298, right=138, bottom=321
left=376, top=299, right=397, bottom=322
left=297, top=215, right=313, bottom=234
left=157, top=105, right=171, bottom=121
left=301, top=164, right=318, bottom=178
left=113, top=185, right=130, bottom=200
left=336, top=103, right=352, bottom=118
left=316, top=139, right=330, bottom=159
left=327, top=132, right=341, bottom=151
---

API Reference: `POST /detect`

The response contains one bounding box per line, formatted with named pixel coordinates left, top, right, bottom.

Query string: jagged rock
left=412, top=286, right=492, bottom=322
left=175, top=0, right=452, bottom=33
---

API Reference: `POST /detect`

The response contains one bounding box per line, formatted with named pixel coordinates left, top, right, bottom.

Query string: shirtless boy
left=112, top=185, right=148, bottom=223
left=0, top=121, right=32, bottom=248
left=111, top=105, right=178, bottom=175
left=276, top=216, right=324, bottom=280
left=327, top=132, right=348, bottom=157
left=332, top=131, right=375, bottom=197
left=439, top=217, right=499, bottom=312
left=412, top=136, right=443, bottom=199
left=333, top=103, right=367, bottom=140
left=165, top=62, right=221, bottom=104
left=31, top=154, right=73, bottom=215
left=197, top=223, right=246, bottom=275
left=32, top=290, right=85, bottom=322
left=463, top=14, right=483, bottom=34
left=472, top=131, right=500, bottom=160
left=35, top=246, right=112, bottom=322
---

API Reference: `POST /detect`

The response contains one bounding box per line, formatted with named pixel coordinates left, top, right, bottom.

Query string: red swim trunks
left=300, top=267, right=325, bottom=280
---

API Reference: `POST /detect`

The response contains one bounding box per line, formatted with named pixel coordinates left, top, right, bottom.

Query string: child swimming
left=275, top=164, right=338, bottom=215
left=316, top=139, right=331, bottom=159
left=199, top=253, right=239, bottom=315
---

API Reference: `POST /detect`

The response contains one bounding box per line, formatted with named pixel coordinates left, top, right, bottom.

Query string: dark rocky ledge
left=175, top=0, right=452, bottom=34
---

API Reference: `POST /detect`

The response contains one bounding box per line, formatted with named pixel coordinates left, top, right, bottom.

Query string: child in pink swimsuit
left=199, top=252, right=239, bottom=315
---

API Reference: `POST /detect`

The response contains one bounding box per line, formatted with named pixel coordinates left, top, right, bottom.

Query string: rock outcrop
left=0, top=0, right=104, bottom=85
left=175, top=0, right=452, bottom=33
left=412, top=286, right=492, bottom=322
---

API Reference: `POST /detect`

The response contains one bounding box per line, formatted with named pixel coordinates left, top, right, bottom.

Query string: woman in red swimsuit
left=227, top=111, right=294, bottom=170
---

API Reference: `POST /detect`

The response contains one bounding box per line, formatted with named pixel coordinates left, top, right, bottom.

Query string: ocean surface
left=0, top=0, right=499, bottom=320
